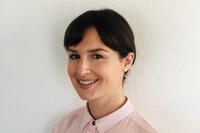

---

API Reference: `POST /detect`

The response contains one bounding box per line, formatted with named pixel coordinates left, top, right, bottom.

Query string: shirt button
left=92, top=120, right=95, bottom=125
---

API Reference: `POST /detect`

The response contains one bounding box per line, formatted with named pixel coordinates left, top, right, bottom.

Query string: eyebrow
left=67, top=48, right=109, bottom=53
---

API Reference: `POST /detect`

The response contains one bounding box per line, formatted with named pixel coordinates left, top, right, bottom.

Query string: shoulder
left=62, top=106, right=84, bottom=122
left=52, top=106, right=84, bottom=133
left=127, top=110, right=160, bottom=133
left=57, top=106, right=84, bottom=125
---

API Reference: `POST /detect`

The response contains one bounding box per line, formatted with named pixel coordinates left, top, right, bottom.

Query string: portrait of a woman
left=52, top=9, right=160, bottom=133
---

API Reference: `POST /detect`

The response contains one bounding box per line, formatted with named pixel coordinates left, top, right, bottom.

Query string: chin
left=78, top=93, right=93, bottom=101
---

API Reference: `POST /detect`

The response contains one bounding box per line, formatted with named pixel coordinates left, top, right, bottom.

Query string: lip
left=77, top=79, right=98, bottom=89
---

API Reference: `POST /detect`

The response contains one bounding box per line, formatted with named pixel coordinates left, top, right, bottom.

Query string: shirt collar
left=80, top=96, right=134, bottom=132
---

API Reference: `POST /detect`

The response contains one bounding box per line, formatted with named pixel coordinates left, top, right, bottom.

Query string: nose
left=76, top=58, right=91, bottom=76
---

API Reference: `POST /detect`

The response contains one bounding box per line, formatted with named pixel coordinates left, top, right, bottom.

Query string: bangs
left=64, top=10, right=107, bottom=50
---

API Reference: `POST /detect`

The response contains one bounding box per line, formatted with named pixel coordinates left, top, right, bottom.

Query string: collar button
left=92, top=120, right=95, bottom=126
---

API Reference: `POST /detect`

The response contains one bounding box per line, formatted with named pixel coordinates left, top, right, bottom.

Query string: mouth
left=77, top=79, right=99, bottom=89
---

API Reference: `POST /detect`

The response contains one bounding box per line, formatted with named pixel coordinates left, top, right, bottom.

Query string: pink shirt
left=52, top=97, right=160, bottom=133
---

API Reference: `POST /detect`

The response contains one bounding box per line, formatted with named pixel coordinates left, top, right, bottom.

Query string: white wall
left=1, top=0, right=199, bottom=133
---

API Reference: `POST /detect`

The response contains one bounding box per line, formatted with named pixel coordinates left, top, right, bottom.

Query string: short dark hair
left=64, top=9, right=136, bottom=83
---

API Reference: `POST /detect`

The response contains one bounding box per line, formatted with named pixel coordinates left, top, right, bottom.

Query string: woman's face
left=67, top=27, right=128, bottom=101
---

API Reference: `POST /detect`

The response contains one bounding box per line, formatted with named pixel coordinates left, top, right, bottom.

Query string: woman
left=53, top=9, right=159, bottom=133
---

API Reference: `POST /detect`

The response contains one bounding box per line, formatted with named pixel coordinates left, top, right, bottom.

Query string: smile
left=77, top=79, right=98, bottom=89
left=78, top=79, right=98, bottom=85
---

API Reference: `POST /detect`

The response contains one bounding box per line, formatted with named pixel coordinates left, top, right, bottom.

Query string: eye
left=93, top=54, right=103, bottom=59
left=69, top=54, right=80, bottom=60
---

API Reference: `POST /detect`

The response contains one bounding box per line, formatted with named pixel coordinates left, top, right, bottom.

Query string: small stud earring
left=125, top=69, right=128, bottom=72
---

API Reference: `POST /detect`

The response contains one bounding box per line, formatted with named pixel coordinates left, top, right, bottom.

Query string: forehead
left=68, top=27, right=111, bottom=52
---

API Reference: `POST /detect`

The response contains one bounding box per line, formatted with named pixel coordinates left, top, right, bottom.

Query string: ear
left=122, top=52, right=134, bottom=71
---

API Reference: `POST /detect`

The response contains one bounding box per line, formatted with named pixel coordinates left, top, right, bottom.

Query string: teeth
left=79, top=80, right=97, bottom=85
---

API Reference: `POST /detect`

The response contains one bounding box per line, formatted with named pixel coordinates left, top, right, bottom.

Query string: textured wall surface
left=1, top=0, right=200, bottom=133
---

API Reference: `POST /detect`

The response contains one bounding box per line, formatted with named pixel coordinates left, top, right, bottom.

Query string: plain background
left=1, top=0, right=200, bottom=133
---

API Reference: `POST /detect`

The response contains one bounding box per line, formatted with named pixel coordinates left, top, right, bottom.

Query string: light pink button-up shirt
left=52, top=97, right=160, bottom=133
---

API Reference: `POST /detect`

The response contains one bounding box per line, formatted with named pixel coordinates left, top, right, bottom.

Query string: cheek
left=67, top=62, right=75, bottom=78
left=94, top=61, right=120, bottom=81
left=95, top=66, right=109, bottom=79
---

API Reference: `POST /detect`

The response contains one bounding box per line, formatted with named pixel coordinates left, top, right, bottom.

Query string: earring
left=125, top=69, right=128, bottom=72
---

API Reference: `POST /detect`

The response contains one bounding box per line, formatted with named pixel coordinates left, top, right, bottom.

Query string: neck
left=87, top=90, right=127, bottom=120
